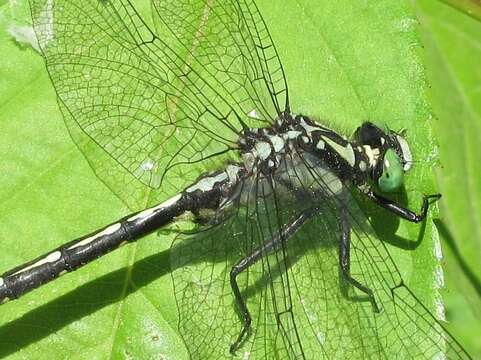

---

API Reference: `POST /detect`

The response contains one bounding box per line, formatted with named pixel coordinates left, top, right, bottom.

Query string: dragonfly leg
left=339, top=199, right=381, bottom=313
left=362, top=189, right=441, bottom=223
left=229, top=208, right=316, bottom=354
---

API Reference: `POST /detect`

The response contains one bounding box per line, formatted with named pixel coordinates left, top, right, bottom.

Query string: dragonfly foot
left=230, top=322, right=251, bottom=354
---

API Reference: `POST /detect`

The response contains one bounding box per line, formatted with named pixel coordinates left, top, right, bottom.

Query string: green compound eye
left=378, top=148, right=404, bottom=192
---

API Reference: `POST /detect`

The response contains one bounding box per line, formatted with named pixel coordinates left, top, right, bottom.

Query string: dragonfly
left=0, top=0, right=471, bottom=359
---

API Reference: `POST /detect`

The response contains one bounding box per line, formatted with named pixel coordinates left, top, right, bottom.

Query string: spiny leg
left=338, top=198, right=381, bottom=313
left=362, top=188, right=441, bottom=223
left=229, top=208, right=317, bottom=354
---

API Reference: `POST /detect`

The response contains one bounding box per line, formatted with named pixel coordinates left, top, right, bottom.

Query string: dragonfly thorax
left=238, top=114, right=412, bottom=193
left=238, top=113, right=364, bottom=180
left=237, top=113, right=313, bottom=174
left=238, top=114, right=292, bottom=174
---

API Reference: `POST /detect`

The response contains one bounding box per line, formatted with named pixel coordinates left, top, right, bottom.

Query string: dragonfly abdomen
left=0, top=165, right=243, bottom=304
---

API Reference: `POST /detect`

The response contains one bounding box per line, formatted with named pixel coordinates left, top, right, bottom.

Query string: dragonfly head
left=354, top=122, right=413, bottom=193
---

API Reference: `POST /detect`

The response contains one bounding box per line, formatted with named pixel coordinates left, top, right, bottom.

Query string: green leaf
left=416, top=0, right=481, bottom=357
left=438, top=0, right=481, bottom=22
left=0, top=0, right=453, bottom=358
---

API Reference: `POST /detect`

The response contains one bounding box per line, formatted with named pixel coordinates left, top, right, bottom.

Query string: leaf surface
left=0, top=0, right=447, bottom=358
left=417, top=0, right=481, bottom=357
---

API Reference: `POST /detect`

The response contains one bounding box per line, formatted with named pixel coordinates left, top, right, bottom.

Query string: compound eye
left=395, top=134, right=412, bottom=171
left=378, top=149, right=404, bottom=192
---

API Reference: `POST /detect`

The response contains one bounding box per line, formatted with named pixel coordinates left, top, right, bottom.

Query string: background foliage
left=416, top=0, right=481, bottom=357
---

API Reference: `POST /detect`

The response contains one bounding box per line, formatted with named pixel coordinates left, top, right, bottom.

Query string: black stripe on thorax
left=294, top=117, right=368, bottom=185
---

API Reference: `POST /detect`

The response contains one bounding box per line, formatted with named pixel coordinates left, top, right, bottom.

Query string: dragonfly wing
left=170, top=149, right=374, bottom=359
left=171, top=147, right=471, bottom=359
left=343, top=200, right=471, bottom=359
left=295, top=152, right=472, bottom=359
left=151, top=0, right=289, bottom=124
left=29, top=0, right=271, bottom=207
left=171, top=171, right=314, bottom=359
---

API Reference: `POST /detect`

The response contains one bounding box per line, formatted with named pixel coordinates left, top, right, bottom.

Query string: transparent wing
left=171, top=170, right=313, bottom=359
left=171, top=149, right=471, bottom=359
left=291, top=151, right=471, bottom=359
left=151, top=0, right=289, bottom=121
left=28, top=0, right=289, bottom=208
